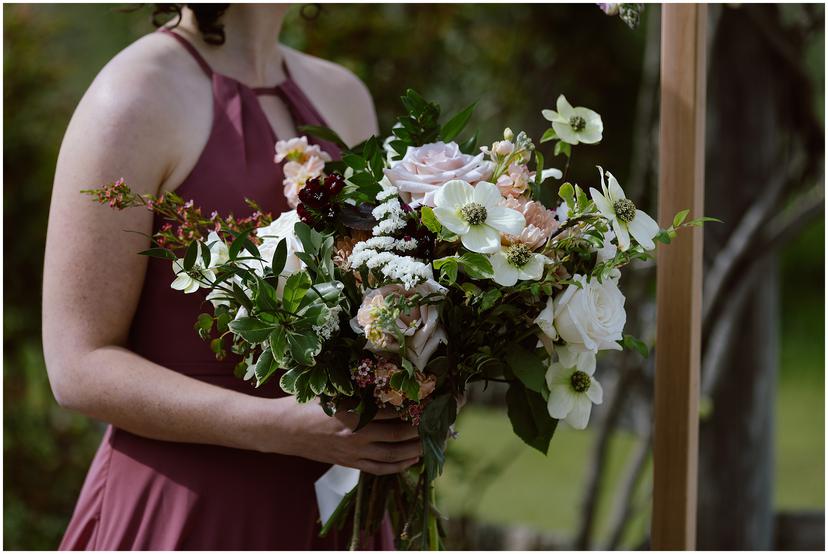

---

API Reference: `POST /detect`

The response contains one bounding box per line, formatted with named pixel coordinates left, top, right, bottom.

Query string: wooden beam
left=652, top=4, right=707, bottom=550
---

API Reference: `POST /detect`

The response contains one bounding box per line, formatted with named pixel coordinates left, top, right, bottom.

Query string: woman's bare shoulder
left=63, top=31, right=212, bottom=193
left=282, top=46, right=379, bottom=146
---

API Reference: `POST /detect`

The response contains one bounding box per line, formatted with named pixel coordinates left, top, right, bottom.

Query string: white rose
left=553, top=273, right=626, bottom=352
left=535, top=297, right=556, bottom=338
left=206, top=231, right=229, bottom=267
left=384, top=141, right=494, bottom=208
left=534, top=297, right=557, bottom=355
left=239, top=210, right=306, bottom=296
left=256, top=210, right=300, bottom=242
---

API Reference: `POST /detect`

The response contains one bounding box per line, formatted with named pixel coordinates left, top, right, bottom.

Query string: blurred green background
left=3, top=3, right=824, bottom=550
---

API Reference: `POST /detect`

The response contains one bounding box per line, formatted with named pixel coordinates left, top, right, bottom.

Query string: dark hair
left=152, top=4, right=231, bottom=45
left=150, top=4, right=322, bottom=45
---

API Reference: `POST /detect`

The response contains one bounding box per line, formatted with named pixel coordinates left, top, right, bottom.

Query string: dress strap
left=159, top=28, right=213, bottom=77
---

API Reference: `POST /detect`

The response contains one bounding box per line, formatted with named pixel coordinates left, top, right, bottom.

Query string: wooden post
left=652, top=4, right=706, bottom=550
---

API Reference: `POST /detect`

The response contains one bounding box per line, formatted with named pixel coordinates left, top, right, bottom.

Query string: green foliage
left=506, top=380, right=558, bottom=454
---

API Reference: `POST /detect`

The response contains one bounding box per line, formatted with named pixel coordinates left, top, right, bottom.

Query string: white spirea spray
left=348, top=187, right=432, bottom=289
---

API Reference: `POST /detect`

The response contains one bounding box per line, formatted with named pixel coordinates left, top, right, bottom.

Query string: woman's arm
left=42, top=40, right=420, bottom=475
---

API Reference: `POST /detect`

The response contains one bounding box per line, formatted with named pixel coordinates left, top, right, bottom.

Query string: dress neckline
left=159, top=28, right=293, bottom=96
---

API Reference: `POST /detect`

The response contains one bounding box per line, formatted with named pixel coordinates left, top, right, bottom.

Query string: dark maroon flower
left=324, top=173, right=345, bottom=196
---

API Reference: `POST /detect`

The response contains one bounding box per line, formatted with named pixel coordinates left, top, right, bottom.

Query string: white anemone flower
left=589, top=167, right=659, bottom=251
left=542, top=95, right=603, bottom=145
left=488, top=244, right=547, bottom=286
left=170, top=256, right=215, bottom=294
left=545, top=346, right=603, bottom=430
left=171, top=232, right=228, bottom=294
left=433, top=180, right=525, bottom=254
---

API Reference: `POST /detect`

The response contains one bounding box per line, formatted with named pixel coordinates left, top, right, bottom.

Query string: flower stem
left=349, top=475, right=365, bottom=551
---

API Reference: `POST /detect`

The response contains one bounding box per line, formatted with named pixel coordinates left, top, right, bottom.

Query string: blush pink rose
left=353, top=281, right=446, bottom=370
left=384, top=142, right=494, bottom=207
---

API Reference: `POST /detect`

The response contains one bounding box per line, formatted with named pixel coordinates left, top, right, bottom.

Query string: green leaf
left=228, top=229, right=251, bottom=260
left=479, top=288, right=501, bottom=312
left=296, top=124, right=348, bottom=149
left=293, top=221, right=322, bottom=255
left=293, top=369, right=315, bottom=403
left=459, top=131, right=479, bottom=154
left=558, top=182, right=576, bottom=208
left=575, top=185, right=590, bottom=212
left=458, top=252, right=494, bottom=279
left=328, top=367, right=355, bottom=396
left=308, top=366, right=328, bottom=395
left=420, top=206, right=442, bottom=234
left=672, top=209, right=690, bottom=228
left=505, top=346, right=548, bottom=395
left=282, top=272, right=312, bottom=313
left=254, top=277, right=279, bottom=313
left=195, top=313, right=213, bottom=340
left=620, top=334, right=649, bottom=358
left=440, top=102, right=477, bottom=141
left=534, top=150, right=545, bottom=187
left=422, top=433, right=446, bottom=482
left=183, top=240, right=198, bottom=270
left=439, top=259, right=458, bottom=285
left=269, top=327, right=288, bottom=363
left=200, top=241, right=211, bottom=268
left=279, top=367, right=303, bottom=394
left=419, top=393, right=457, bottom=479
left=194, top=313, right=213, bottom=333
left=228, top=317, right=274, bottom=343
left=300, top=281, right=342, bottom=309
left=286, top=332, right=320, bottom=366
left=540, top=127, right=558, bottom=144
left=506, top=380, right=558, bottom=454
left=685, top=216, right=723, bottom=226
left=271, top=238, right=287, bottom=276
left=254, top=349, right=277, bottom=385
left=138, top=247, right=176, bottom=260
left=554, top=140, right=571, bottom=158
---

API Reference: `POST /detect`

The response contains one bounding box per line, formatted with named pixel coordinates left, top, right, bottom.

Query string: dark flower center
left=505, top=243, right=532, bottom=267
left=570, top=370, right=591, bottom=393
left=460, top=203, right=488, bottom=226
left=569, top=115, right=587, bottom=132
left=613, top=198, right=636, bottom=223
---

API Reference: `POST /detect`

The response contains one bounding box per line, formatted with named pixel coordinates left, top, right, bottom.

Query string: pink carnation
left=500, top=196, right=559, bottom=250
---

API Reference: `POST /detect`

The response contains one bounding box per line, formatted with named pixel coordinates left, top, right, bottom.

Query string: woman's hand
left=263, top=397, right=423, bottom=476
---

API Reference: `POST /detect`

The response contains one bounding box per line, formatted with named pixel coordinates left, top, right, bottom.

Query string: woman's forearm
left=52, top=345, right=287, bottom=453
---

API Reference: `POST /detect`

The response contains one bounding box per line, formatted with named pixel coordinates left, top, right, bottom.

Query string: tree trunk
left=697, top=5, right=790, bottom=549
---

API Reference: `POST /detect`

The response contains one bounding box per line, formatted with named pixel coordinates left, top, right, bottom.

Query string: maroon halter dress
left=59, top=29, right=393, bottom=551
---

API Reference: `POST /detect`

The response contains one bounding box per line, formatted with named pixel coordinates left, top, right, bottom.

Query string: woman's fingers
left=334, top=406, right=402, bottom=430
left=363, top=438, right=423, bottom=464
left=358, top=420, right=420, bottom=442
left=356, top=456, right=421, bottom=476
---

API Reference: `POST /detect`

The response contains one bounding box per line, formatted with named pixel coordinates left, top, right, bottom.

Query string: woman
left=43, top=5, right=419, bottom=549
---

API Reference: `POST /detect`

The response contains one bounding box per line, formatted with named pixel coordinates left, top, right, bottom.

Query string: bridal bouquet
left=86, top=90, right=706, bottom=550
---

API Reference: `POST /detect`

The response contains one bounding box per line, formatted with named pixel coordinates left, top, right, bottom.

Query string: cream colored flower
left=589, top=167, right=659, bottom=251
left=545, top=346, right=603, bottom=429
left=542, top=95, right=603, bottom=145
left=433, top=180, right=525, bottom=254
